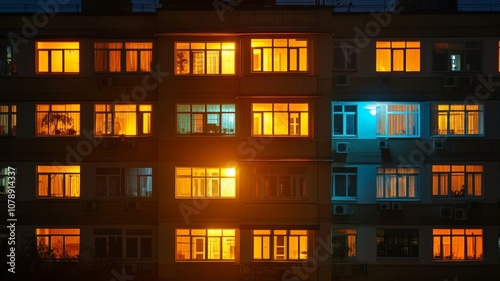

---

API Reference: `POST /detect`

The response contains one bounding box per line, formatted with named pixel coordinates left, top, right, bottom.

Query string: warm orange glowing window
left=36, top=104, right=80, bottom=136
left=432, top=165, right=483, bottom=198
left=433, top=229, right=483, bottom=261
left=253, top=230, right=307, bottom=260
left=376, top=41, right=420, bottom=72
left=37, top=166, right=80, bottom=198
left=175, top=167, right=236, bottom=198
left=36, top=228, right=80, bottom=259
left=432, top=104, right=483, bottom=135
left=176, top=104, right=235, bottom=135
left=252, top=103, right=309, bottom=137
left=94, top=42, right=152, bottom=72
left=95, top=104, right=152, bottom=136
left=251, top=38, right=308, bottom=72
left=175, top=42, right=235, bottom=75
left=0, top=105, right=16, bottom=137
left=176, top=229, right=236, bottom=261
left=253, top=166, right=307, bottom=198
left=36, top=42, right=79, bottom=73
left=333, top=229, right=357, bottom=258
left=376, top=167, right=419, bottom=199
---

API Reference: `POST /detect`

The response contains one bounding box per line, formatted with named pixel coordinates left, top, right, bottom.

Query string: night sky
left=0, top=0, right=499, bottom=12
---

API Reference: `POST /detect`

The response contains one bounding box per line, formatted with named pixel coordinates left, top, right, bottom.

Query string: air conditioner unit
left=99, top=77, right=113, bottom=87
left=126, top=201, right=141, bottom=211
left=84, top=201, right=97, bottom=211
left=454, top=208, right=468, bottom=220
left=443, top=76, right=459, bottom=87
left=439, top=207, right=453, bottom=219
left=335, top=74, right=351, bottom=86
left=379, top=202, right=391, bottom=210
left=378, top=76, right=392, bottom=86
left=391, top=202, right=403, bottom=210
left=333, top=204, right=351, bottom=215
left=378, top=138, right=389, bottom=149
left=336, top=142, right=351, bottom=154
left=433, top=138, right=446, bottom=150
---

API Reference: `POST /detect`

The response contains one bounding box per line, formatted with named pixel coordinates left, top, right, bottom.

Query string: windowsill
left=432, top=259, right=483, bottom=262
left=251, top=197, right=308, bottom=201
left=332, top=198, right=357, bottom=202
left=376, top=135, right=420, bottom=139
left=332, top=135, right=358, bottom=138
left=176, top=134, right=236, bottom=137
left=430, top=134, right=484, bottom=137
left=376, top=257, right=420, bottom=262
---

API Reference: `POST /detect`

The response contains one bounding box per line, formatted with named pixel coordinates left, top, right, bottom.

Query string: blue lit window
left=376, top=104, right=419, bottom=137
left=333, top=105, right=356, bottom=136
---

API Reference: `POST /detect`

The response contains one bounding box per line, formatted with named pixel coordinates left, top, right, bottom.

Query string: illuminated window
left=94, top=42, right=152, bottom=73
left=37, top=166, right=80, bottom=198
left=0, top=44, right=15, bottom=75
left=95, top=104, right=152, bottom=136
left=333, top=43, right=357, bottom=70
left=176, top=229, right=235, bottom=261
left=332, top=167, right=357, bottom=200
left=333, top=104, right=356, bottom=136
left=96, top=168, right=152, bottom=197
left=176, top=104, right=235, bottom=135
left=36, top=42, right=79, bottom=73
left=376, top=41, right=420, bottom=72
left=252, top=103, right=309, bottom=137
left=376, top=168, right=419, bottom=199
left=377, top=229, right=419, bottom=257
left=332, top=229, right=356, bottom=259
left=175, top=167, right=236, bottom=198
left=175, top=42, right=235, bottom=75
left=253, top=166, right=307, bottom=198
left=376, top=103, right=419, bottom=137
left=432, top=165, right=483, bottom=198
left=36, top=104, right=80, bottom=136
left=0, top=105, right=16, bottom=137
left=253, top=230, right=308, bottom=260
left=36, top=228, right=80, bottom=259
left=433, top=229, right=483, bottom=261
left=431, top=104, right=483, bottom=135
left=251, top=39, right=308, bottom=72
left=0, top=167, right=14, bottom=196
left=433, top=42, right=482, bottom=72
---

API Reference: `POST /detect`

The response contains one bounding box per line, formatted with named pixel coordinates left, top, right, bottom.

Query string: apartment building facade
left=0, top=2, right=499, bottom=281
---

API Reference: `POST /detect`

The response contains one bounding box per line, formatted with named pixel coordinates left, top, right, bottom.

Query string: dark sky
left=0, top=0, right=498, bottom=12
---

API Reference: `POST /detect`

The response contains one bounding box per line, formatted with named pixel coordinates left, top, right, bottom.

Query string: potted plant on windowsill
left=41, top=112, right=74, bottom=135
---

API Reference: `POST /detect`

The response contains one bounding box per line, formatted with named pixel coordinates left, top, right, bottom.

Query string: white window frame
left=332, top=104, right=357, bottom=137
left=376, top=103, right=420, bottom=137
